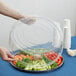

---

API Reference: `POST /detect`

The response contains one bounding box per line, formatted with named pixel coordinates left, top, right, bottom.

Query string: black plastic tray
left=10, top=51, right=64, bottom=73
left=10, top=58, right=64, bottom=73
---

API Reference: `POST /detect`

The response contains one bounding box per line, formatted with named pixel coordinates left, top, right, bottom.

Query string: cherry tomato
left=56, top=58, right=62, bottom=66
left=44, top=52, right=63, bottom=66
left=12, top=61, right=17, bottom=65
left=60, top=56, right=63, bottom=60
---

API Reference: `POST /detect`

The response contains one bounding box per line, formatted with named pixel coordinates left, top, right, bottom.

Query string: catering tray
left=10, top=50, right=64, bottom=73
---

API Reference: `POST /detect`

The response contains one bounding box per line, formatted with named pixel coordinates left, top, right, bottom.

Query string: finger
left=20, top=17, right=36, bottom=25
left=3, top=58, right=15, bottom=62
left=7, top=58, right=15, bottom=62
left=2, top=56, right=15, bottom=62
left=0, top=51, right=8, bottom=60
left=26, top=19, right=36, bottom=25
left=1, top=53, right=14, bottom=62
left=7, top=51, right=14, bottom=58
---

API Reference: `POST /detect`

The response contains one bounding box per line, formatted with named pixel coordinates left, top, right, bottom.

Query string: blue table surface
left=0, top=37, right=76, bottom=76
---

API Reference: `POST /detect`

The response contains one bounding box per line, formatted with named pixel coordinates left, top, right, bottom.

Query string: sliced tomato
left=53, top=53, right=58, bottom=57
left=44, top=51, right=58, bottom=60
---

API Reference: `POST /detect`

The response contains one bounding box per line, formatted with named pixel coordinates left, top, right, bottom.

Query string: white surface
left=0, top=0, right=76, bottom=49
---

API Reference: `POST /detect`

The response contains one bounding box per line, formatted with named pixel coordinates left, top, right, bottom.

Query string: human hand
left=20, top=15, right=36, bottom=25
left=0, top=47, right=15, bottom=62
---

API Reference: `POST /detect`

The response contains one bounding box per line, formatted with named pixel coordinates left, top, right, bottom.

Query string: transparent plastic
left=9, top=17, right=63, bottom=70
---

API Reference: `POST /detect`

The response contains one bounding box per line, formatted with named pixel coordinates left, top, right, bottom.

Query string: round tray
left=10, top=51, right=64, bottom=73
left=10, top=58, right=64, bottom=73
left=10, top=59, right=64, bottom=73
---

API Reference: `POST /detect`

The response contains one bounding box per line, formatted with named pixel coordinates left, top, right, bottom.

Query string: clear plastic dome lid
left=9, top=17, right=63, bottom=70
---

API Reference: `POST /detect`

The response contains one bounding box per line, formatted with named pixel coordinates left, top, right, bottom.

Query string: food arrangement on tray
left=12, top=50, right=64, bottom=72
left=9, top=17, right=64, bottom=72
